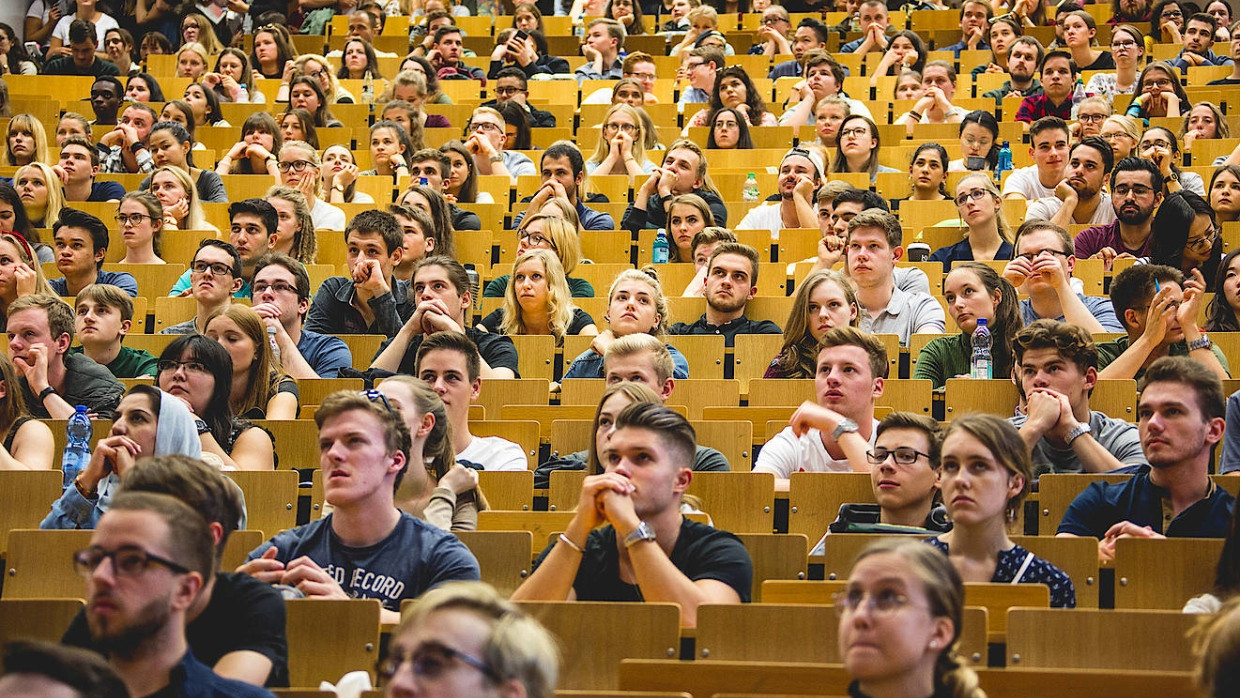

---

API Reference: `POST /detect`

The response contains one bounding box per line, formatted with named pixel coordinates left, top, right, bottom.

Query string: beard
left=1116, top=202, right=1152, bottom=225
left=707, top=290, right=747, bottom=314
left=88, top=592, right=173, bottom=660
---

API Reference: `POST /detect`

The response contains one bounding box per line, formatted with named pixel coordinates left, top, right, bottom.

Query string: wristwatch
left=1167, top=171, right=1180, bottom=183
left=1189, top=333, right=1213, bottom=351
left=488, top=154, right=503, bottom=163
left=194, top=418, right=211, bottom=435
left=37, top=386, right=56, bottom=403
left=623, top=521, right=657, bottom=548
left=1065, top=422, right=1091, bottom=445
left=832, top=418, right=860, bottom=441
left=129, top=142, right=146, bottom=155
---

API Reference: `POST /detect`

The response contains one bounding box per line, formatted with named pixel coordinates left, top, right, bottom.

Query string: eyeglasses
left=376, top=642, right=496, bottom=684
left=277, top=160, right=315, bottom=173
left=832, top=589, right=920, bottom=617
left=1113, top=183, right=1154, bottom=197
left=865, top=447, right=932, bottom=465
left=157, top=359, right=210, bottom=375
left=1187, top=226, right=1219, bottom=251
left=470, top=122, right=503, bottom=134
left=518, top=230, right=553, bottom=248
left=629, top=71, right=656, bottom=81
left=304, top=67, right=328, bottom=79
left=114, top=213, right=153, bottom=225
left=253, top=280, right=298, bottom=295
left=1078, top=113, right=1106, bottom=123
left=762, top=14, right=789, bottom=24
left=361, top=389, right=399, bottom=421
left=1144, top=78, right=1175, bottom=90
left=1016, top=248, right=1070, bottom=261
left=962, top=136, right=992, bottom=148
left=190, top=260, right=235, bottom=276
left=495, top=86, right=525, bottom=97
left=1111, top=39, right=1138, bottom=49
left=954, top=188, right=990, bottom=206
left=603, top=122, right=638, bottom=135
left=74, top=545, right=191, bottom=578
left=1160, top=9, right=1183, bottom=18
left=1102, top=132, right=1135, bottom=142
left=839, top=127, right=870, bottom=138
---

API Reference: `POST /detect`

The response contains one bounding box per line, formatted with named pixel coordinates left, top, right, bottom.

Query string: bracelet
left=907, top=111, right=923, bottom=122
left=37, top=386, right=56, bottom=403
left=558, top=533, right=584, bottom=553
left=74, top=476, right=97, bottom=500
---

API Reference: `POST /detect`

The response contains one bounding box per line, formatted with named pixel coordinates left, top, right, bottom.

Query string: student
left=846, top=209, right=945, bottom=345
left=1002, top=117, right=1070, bottom=201
left=479, top=250, right=598, bottom=342
left=1126, top=62, right=1190, bottom=121
left=831, top=116, right=897, bottom=183
left=575, top=18, right=626, bottom=82
left=49, top=208, right=138, bottom=298
left=0, top=228, right=56, bottom=330
left=1171, top=12, right=1234, bottom=67
left=160, top=240, right=243, bottom=335
left=1206, top=249, right=1240, bottom=333
left=306, top=210, right=416, bottom=338
left=405, top=148, right=478, bottom=231
left=43, top=19, right=120, bottom=77
left=564, top=269, right=688, bottom=380
left=768, top=18, right=830, bottom=79
left=54, top=135, right=125, bottom=204
left=71, top=285, right=158, bottom=379
left=893, top=61, right=966, bottom=133
left=215, top=113, right=283, bottom=177
left=277, top=141, right=346, bottom=231
left=1088, top=24, right=1145, bottom=98
left=0, top=641, right=128, bottom=697
left=1002, top=219, right=1123, bottom=332
left=204, top=305, right=299, bottom=421
left=669, top=243, right=781, bottom=346
left=16, top=162, right=66, bottom=231
left=900, top=143, right=950, bottom=204
left=97, top=103, right=157, bottom=174
left=622, top=139, right=727, bottom=231
left=1145, top=190, right=1224, bottom=281
left=1015, top=50, right=1076, bottom=123
left=676, top=46, right=722, bottom=110
left=141, top=121, right=227, bottom=203
left=252, top=254, right=352, bottom=380
left=512, top=143, right=616, bottom=231
left=982, top=36, right=1045, bottom=102
left=930, top=174, right=1013, bottom=271
left=736, top=148, right=822, bottom=235
left=1060, top=10, right=1114, bottom=71
left=1025, top=136, right=1117, bottom=228
left=947, top=110, right=999, bottom=173
left=464, top=107, right=535, bottom=184
left=914, top=263, right=1020, bottom=390
left=167, top=199, right=275, bottom=298
left=765, top=270, right=860, bottom=379
left=266, top=186, right=318, bottom=265
left=1073, top=157, right=1162, bottom=264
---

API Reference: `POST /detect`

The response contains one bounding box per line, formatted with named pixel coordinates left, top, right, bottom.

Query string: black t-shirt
left=478, top=307, right=596, bottom=336
left=392, top=327, right=520, bottom=377
left=63, top=571, right=290, bottom=687
left=533, top=518, right=753, bottom=602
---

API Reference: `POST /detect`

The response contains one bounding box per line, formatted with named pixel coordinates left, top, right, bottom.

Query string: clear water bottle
left=652, top=229, right=670, bottom=264
left=63, top=405, right=92, bottom=490
left=743, top=172, right=760, bottom=202
left=996, top=141, right=1013, bottom=180
left=267, top=325, right=280, bottom=363
left=465, top=266, right=481, bottom=311
left=361, top=71, right=374, bottom=104
left=1070, top=79, right=1086, bottom=118
left=971, top=318, right=992, bottom=380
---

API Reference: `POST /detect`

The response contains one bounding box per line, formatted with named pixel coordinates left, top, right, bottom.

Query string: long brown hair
left=774, top=270, right=859, bottom=378
left=205, top=305, right=292, bottom=418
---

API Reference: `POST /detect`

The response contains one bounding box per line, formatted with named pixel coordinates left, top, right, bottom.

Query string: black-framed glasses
left=74, top=545, right=191, bottom=578
left=1016, top=249, right=1070, bottom=261
left=157, top=359, right=210, bottom=375
left=762, top=14, right=789, bottom=24
left=839, top=126, right=870, bottom=139
left=1077, top=113, right=1107, bottom=123
left=253, top=281, right=298, bottom=295
left=1187, top=226, right=1219, bottom=251
left=361, top=389, right=399, bottom=421
left=469, top=122, right=502, bottom=134
left=1113, top=183, right=1154, bottom=197
left=954, top=188, right=990, bottom=206
left=114, top=213, right=153, bottom=225
left=277, top=160, right=315, bottom=173
left=603, top=122, right=638, bottom=135
left=1160, top=8, right=1183, bottom=18
left=376, top=642, right=497, bottom=684
left=190, top=260, right=235, bottom=277
left=495, top=86, right=525, bottom=96
left=866, top=447, right=932, bottom=465
left=518, top=230, right=554, bottom=248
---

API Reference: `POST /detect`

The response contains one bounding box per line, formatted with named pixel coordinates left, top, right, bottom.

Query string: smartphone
left=965, top=156, right=987, bottom=171
left=24, top=42, right=40, bottom=58
left=514, top=30, right=529, bottom=42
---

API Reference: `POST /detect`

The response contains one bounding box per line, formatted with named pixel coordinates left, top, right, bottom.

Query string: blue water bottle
left=652, top=229, right=670, bottom=264
left=971, top=318, right=992, bottom=380
left=63, top=405, right=92, bottom=489
left=996, top=141, right=1013, bottom=181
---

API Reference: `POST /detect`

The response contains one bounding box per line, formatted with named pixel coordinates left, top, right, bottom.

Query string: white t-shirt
left=457, top=435, right=527, bottom=472
left=1025, top=193, right=1117, bottom=226
left=736, top=202, right=786, bottom=235
left=52, top=13, right=119, bottom=49
left=754, top=419, right=880, bottom=478
left=311, top=198, right=346, bottom=231
left=1001, top=165, right=1057, bottom=201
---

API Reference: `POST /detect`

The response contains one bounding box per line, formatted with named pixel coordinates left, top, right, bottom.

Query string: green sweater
left=913, top=332, right=973, bottom=389
left=68, top=345, right=159, bottom=379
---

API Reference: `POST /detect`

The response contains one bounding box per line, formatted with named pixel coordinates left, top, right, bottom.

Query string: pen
left=1154, top=278, right=1161, bottom=293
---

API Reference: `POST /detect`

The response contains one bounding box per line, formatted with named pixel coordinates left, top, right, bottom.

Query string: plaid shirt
left=97, top=143, right=154, bottom=174
left=1015, top=93, right=1073, bottom=123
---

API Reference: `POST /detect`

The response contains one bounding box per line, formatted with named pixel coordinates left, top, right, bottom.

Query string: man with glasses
left=88, top=77, right=123, bottom=127
left=1010, top=320, right=1147, bottom=475
left=1002, top=219, right=1123, bottom=333
left=466, top=106, right=535, bottom=183
left=49, top=208, right=138, bottom=298
left=1098, top=264, right=1230, bottom=380
left=750, top=5, right=792, bottom=56
left=481, top=67, right=556, bottom=128
left=982, top=36, right=1045, bottom=103
left=161, top=241, right=244, bottom=335
left=78, top=492, right=276, bottom=697
left=1015, top=50, right=1076, bottom=123
left=1074, top=158, right=1163, bottom=265
left=167, top=199, right=276, bottom=299
left=736, top=148, right=823, bottom=235
left=97, top=103, right=157, bottom=174
left=252, top=253, right=352, bottom=380
left=240, top=390, right=480, bottom=625
left=1026, top=136, right=1116, bottom=228
left=677, top=46, right=723, bottom=111
left=513, top=142, right=615, bottom=231
left=1172, top=13, right=1234, bottom=68
left=56, top=136, right=125, bottom=203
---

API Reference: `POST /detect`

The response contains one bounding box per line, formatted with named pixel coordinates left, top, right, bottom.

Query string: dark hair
left=289, top=75, right=337, bottom=128
left=959, top=111, right=1000, bottom=170
left=68, top=19, right=95, bottom=46
left=1111, top=156, right=1164, bottom=191
left=279, top=108, right=318, bottom=150
left=346, top=209, right=403, bottom=255
left=337, top=38, right=384, bottom=80
left=796, top=17, right=829, bottom=43
left=834, top=187, right=890, bottom=211
left=1140, top=355, right=1227, bottom=421
left=832, top=114, right=883, bottom=177
left=0, top=180, right=34, bottom=239
left=1029, top=115, right=1070, bottom=143
left=60, top=134, right=98, bottom=168
left=1206, top=248, right=1240, bottom=332
left=160, top=100, right=196, bottom=142
left=93, top=75, right=124, bottom=98
left=614, top=401, right=696, bottom=469
left=1, top=640, right=128, bottom=698
left=370, top=120, right=418, bottom=171
left=607, top=0, right=646, bottom=34
left=1130, top=63, right=1191, bottom=115
left=1150, top=190, right=1221, bottom=281
left=228, top=198, right=279, bottom=239
left=433, top=24, right=463, bottom=44
left=127, top=72, right=165, bottom=102
left=496, top=100, right=532, bottom=151
left=952, top=262, right=1020, bottom=379
left=495, top=66, right=529, bottom=89
left=141, top=31, right=173, bottom=55
left=0, top=24, right=34, bottom=75
left=709, top=66, right=769, bottom=124
left=402, top=184, right=455, bottom=246
left=706, top=107, right=755, bottom=149
left=416, top=329, right=481, bottom=382
left=410, top=147, right=451, bottom=180
left=187, top=81, right=225, bottom=126
left=54, top=208, right=109, bottom=268
left=542, top=141, right=585, bottom=178
left=214, top=48, right=254, bottom=95
left=911, top=142, right=950, bottom=198
left=1214, top=495, right=1240, bottom=596
left=1041, top=48, right=1078, bottom=75
left=250, top=23, right=296, bottom=75
left=404, top=56, right=442, bottom=98
left=1110, top=263, right=1185, bottom=330
left=158, top=334, right=235, bottom=443
left=440, top=140, right=479, bottom=203
left=1152, top=0, right=1187, bottom=38
left=1072, top=135, right=1115, bottom=173
left=1013, top=317, right=1098, bottom=376
left=876, top=411, right=945, bottom=468
left=120, top=453, right=245, bottom=564
left=150, top=120, right=195, bottom=169
left=194, top=238, right=243, bottom=279
left=109, top=491, right=214, bottom=580
left=887, top=30, right=926, bottom=74
left=254, top=252, right=311, bottom=303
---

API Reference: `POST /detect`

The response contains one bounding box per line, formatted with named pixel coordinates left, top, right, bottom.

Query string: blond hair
left=500, top=249, right=577, bottom=343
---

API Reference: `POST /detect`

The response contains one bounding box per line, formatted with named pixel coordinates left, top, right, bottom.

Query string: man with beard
left=1026, top=136, right=1116, bottom=228
left=1171, top=13, right=1235, bottom=68
left=78, top=491, right=275, bottom=696
left=1113, top=0, right=1154, bottom=25
left=669, top=243, right=781, bottom=346
left=1058, top=357, right=1232, bottom=561
left=735, top=149, right=823, bottom=235
left=982, top=36, right=1045, bottom=103
left=1073, top=158, right=1163, bottom=266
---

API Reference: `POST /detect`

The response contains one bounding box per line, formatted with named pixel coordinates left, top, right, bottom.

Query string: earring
left=929, top=640, right=939, bottom=649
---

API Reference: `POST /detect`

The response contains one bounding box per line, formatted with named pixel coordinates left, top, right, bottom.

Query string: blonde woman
left=930, top=173, right=1013, bottom=271
left=179, top=13, right=224, bottom=56
left=587, top=103, right=657, bottom=179
left=0, top=232, right=55, bottom=331
left=115, top=191, right=166, bottom=265
left=3, top=114, right=49, bottom=167
left=1100, top=114, right=1142, bottom=161
left=148, top=166, right=217, bottom=233
left=204, top=305, right=299, bottom=420
left=484, top=214, right=591, bottom=297
left=265, top=185, right=319, bottom=264
left=277, top=140, right=345, bottom=231
left=175, top=42, right=210, bottom=80
left=479, top=249, right=598, bottom=343
left=286, top=54, right=356, bottom=105
left=14, top=162, right=64, bottom=230
left=564, top=268, right=688, bottom=379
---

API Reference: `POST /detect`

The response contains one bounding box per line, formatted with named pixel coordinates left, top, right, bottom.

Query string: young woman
left=183, top=81, right=228, bottom=127
left=322, top=145, right=374, bottom=205
left=914, top=263, right=1020, bottom=389
left=288, top=76, right=342, bottom=128
left=397, top=185, right=457, bottom=252
left=361, top=120, right=414, bottom=180
left=213, top=48, right=264, bottom=104
left=497, top=100, right=532, bottom=153
left=158, top=101, right=202, bottom=150
left=684, top=66, right=777, bottom=130
left=871, top=30, right=927, bottom=78
left=399, top=55, right=450, bottom=105
left=338, top=38, right=383, bottom=81
left=15, top=162, right=63, bottom=230
left=179, top=13, right=223, bottom=55
left=1100, top=114, right=1142, bottom=160
left=974, top=15, right=1022, bottom=75
left=813, top=96, right=850, bottom=149
left=250, top=24, right=297, bottom=82
left=902, top=142, right=950, bottom=203
left=175, top=42, right=210, bottom=81
left=3, top=114, right=48, bottom=168
left=0, top=230, right=56, bottom=330
left=149, top=165, right=216, bottom=233
left=485, top=214, right=590, bottom=298
left=1208, top=0, right=1234, bottom=29
left=1205, top=249, right=1240, bottom=332
left=115, top=191, right=166, bottom=265
left=204, top=305, right=299, bottom=421
left=610, top=77, right=647, bottom=109
left=380, top=96, right=432, bottom=148
left=1087, top=24, right=1144, bottom=98
left=377, top=375, right=486, bottom=530
left=1148, top=190, right=1223, bottom=283
left=838, top=539, right=984, bottom=698
left=930, top=174, right=1014, bottom=271
left=1126, top=61, right=1189, bottom=121
left=1062, top=10, right=1114, bottom=71
left=588, top=103, right=657, bottom=178
left=1210, top=165, right=1240, bottom=223
left=280, top=109, right=320, bottom=150
left=292, top=53, right=355, bottom=105
left=513, top=2, right=544, bottom=32
left=833, top=114, right=897, bottom=182
left=144, top=121, right=228, bottom=203
left=666, top=193, right=714, bottom=264
left=124, top=73, right=165, bottom=103
left=765, top=269, right=860, bottom=379
left=564, top=269, right=688, bottom=379
left=157, top=334, right=276, bottom=470
left=928, top=414, right=1076, bottom=608
left=608, top=0, right=647, bottom=34
left=55, top=113, right=90, bottom=147
left=0, top=181, right=52, bottom=265
left=279, top=141, right=344, bottom=231
left=1183, top=103, right=1238, bottom=166
left=479, top=249, right=598, bottom=343
left=266, top=185, right=318, bottom=264
left=1140, top=126, right=1206, bottom=194
left=440, top=140, right=492, bottom=204
left=216, top=112, right=282, bottom=176
left=1151, top=0, right=1187, bottom=43
left=0, top=23, right=37, bottom=75
left=1075, top=96, right=1112, bottom=139
left=893, top=69, right=924, bottom=101
left=140, top=32, right=173, bottom=62
left=947, top=111, right=998, bottom=173
left=0, top=351, right=52, bottom=470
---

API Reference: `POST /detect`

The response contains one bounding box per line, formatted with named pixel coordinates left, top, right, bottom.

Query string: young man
left=389, top=204, right=440, bottom=282
left=56, top=135, right=125, bottom=203
left=1010, top=320, right=1147, bottom=475
left=252, top=254, right=353, bottom=380
left=8, top=294, right=123, bottom=419
left=483, top=68, right=557, bottom=128
left=622, top=139, right=727, bottom=232
left=513, top=143, right=615, bottom=231
left=513, top=402, right=753, bottom=628
left=167, top=199, right=276, bottom=298
left=1016, top=51, right=1076, bottom=123
left=466, top=106, right=535, bottom=182
left=1025, top=135, right=1116, bottom=227
left=88, top=76, right=124, bottom=126
left=1073, top=157, right=1163, bottom=264
left=670, top=243, right=781, bottom=345
left=583, top=51, right=660, bottom=105
left=0, top=641, right=127, bottom=697
left=780, top=51, right=873, bottom=127
left=80, top=492, right=274, bottom=697
left=768, top=18, right=829, bottom=79
left=371, top=256, right=518, bottom=378
left=44, top=19, right=121, bottom=76
left=159, top=240, right=243, bottom=335
left=325, top=10, right=397, bottom=58
left=982, top=36, right=1044, bottom=103
left=575, top=18, right=626, bottom=82
left=50, top=208, right=138, bottom=298
left=1057, top=357, right=1233, bottom=559
left=240, top=391, right=480, bottom=624
left=842, top=1, right=890, bottom=53
left=1003, top=219, right=1122, bottom=332
left=71, top=285, right=159, bottom=379
left=940, top=0, right=993, bottom=55
left=406, top=148, right=482, bottom=231
left=306, top=209, right=416, bottom=338
left=1097, top=264, right=1230, bottom=380
left=1003, top=117, right=1070, bottom=200
left=735, top=149, right=823, bottom=235
left=846, top=209, right=945, bottom=345
left=414, top=331, right=526, bottom=471
left=1172, top=13, right=1234, bottom=68
left=488, top=29, right=570, bottom=82
left=755, top=326, right=885, bottom=490
left=677, top=46, right=724, bottom=110
left=809, top=189, right=932, bottom=296
left=427, top=25, right=485, bottom=83
left=96, top=103, right=157, bottom=175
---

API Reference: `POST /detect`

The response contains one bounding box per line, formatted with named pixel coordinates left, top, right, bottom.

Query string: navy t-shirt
left=1057, top=466, right=1235, bottom=539
left=296, top=329, right=353, bottom=378
left=247, top=512, right=480, bottom=611
left=88, top=180, right=127, bottom=202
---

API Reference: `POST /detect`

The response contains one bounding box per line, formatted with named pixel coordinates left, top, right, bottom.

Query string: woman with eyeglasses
left=587, top=104, right=657, bottom=179
left=484, top=214, right=591, bottom=298
left=1087, top=24, right=1144, bottom=98
left=765, top=270, right=861, bottom=379
left=115, top=192, right=166, bottom=265
left=929, top=174, right=1014, bottom=272
left=915, top=263, right=1020, bottom=390
left=204, top=305, right=299, bottom=421
left=1151, top=0, right=1187, bottom=42
left=216, top=112, right=283, bottom=177
left=947, top=110, right=998, bottom=173
left=479, top=248, right=598, bottom=342
left=1147, top=190, right=1224, bottom=284
left=141, top=122, right=228, bottom=204
left=1139, top=126, right=1205, bottom=195
left=1205, top=249, right=1240, bottom=332
left=1126, top=61, right=1189, bottom=121
left=278, top=140, right=346, bottom=231
left=1100, top=114, right=1142, bottom=160
left=832, top=115, right=897, bottom=183
left=705, top=107, right=754, bottom=150
left=928, top=413, right=1076, bottom=608
left=157, top=334, right=276, bottom=471
left=149, top=166, right=217, bottom=234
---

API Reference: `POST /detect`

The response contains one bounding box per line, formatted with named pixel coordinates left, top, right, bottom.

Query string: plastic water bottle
left=971, top=318, right=992, bottom=380
left=996, top=141, right=1013, bottom=181
left=361, top=71, right=374, bottom=104
left=742, top=173, right=760, bottom=202
left=1070, top=79, right=1087, bottom=118
left=465, top=266, right=481, bottom=311
left=63, top=405, right=92, bottom=490
left=267, top=325, right=280, bottom=363
left=652, top=229, right=670, bottom=264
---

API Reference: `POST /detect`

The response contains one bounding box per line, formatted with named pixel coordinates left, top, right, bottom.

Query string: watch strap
left=37, top=386, right=57, bottom=403
left=623, top=522, right=656, bottom=548
left=1189, top=333, right=1212, bottom=351
left=832, top=418, right=860, bottom=441
left=1065, top=423, right=1091, bottom=445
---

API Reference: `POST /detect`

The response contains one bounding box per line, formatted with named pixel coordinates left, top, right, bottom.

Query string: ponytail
left=936, top=650, right=986, bottom=698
